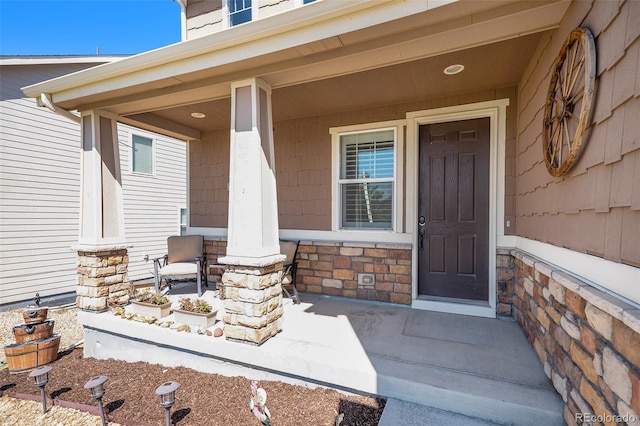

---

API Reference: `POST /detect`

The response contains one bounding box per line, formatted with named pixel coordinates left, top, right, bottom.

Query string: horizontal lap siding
left=516, top=0, right=640, bottom=267
left=1, top=63, right=188, bottom=304
left=120, top=125, right=187, bottom=281
left=0, top=64, right=85, bottom=304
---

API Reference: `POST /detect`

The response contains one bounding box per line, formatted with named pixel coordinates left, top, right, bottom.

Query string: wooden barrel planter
left=4, top=334, right=61, bottom=374
left=22, top=307, right=48, bottom=325
left=13, top=320, right=55, bottom=344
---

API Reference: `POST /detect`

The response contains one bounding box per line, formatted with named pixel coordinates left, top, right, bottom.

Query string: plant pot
left=22, top=307, right=48, bottom=325
left=13, top=320, right=55, bottom=344
left=131, top=301, right=172, bottom=319
left=173, top=309, right=217, bottom=329
left=4, top=334, right=61, bottom=374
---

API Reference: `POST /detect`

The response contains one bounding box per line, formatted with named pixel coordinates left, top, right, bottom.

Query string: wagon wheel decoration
left=543, top=27, right=596, bottom=177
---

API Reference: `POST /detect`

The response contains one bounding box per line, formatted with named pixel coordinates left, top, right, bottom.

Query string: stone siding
left=511, top=250, right=640, bottom=426
left=76, top=248, right=129, bottom=311
left=496, top=248, right=515, bottom=317
left=295, top=241, right=412, bottom=305
left=204, top=238, right=413, bottom=305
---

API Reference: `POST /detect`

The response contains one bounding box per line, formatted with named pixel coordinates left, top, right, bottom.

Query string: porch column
left=218, top=78, right=285, bottom=345
left=75, top=111, right=130, bottom=312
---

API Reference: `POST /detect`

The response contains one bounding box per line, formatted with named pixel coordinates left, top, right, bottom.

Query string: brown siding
left=516, top=0, right=640, bottom=267
left=189, top=129, right=229, bottom=228
left=190, top=87, right=518, bottom=232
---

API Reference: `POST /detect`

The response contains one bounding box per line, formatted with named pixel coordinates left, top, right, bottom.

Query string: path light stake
left=156, top=381, right=180, bottom=426
left=29, top=365, right=52, bottom=414
left=84, top=375, right=108, bottom=426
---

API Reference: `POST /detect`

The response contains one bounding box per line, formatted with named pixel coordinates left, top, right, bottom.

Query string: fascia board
left=20, top=0, right=445, bottom=100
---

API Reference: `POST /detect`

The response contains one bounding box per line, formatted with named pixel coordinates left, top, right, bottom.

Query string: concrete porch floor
left=78, top=286, right=564, bottom=425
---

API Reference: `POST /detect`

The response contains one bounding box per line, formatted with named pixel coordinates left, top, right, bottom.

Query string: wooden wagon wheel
left=543, top=27, right=596, bottom=177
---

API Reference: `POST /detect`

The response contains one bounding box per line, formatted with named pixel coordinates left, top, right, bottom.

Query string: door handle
left=418, top=215, right=426, bottom=250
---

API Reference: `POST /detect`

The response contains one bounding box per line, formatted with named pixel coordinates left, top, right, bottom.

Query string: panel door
left=417, top=118, right=490, bottom=301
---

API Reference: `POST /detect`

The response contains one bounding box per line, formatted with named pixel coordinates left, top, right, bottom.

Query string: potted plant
left=173, top=297, right=217, bottom=329
left=130, top=290, right=172, bottom=319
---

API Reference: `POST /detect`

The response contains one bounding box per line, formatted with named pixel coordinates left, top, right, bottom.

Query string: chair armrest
left=152, top=254, right=168, bottom=266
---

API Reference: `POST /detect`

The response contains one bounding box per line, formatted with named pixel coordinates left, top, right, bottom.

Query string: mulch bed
left=0, top=348, right=385, bottom=425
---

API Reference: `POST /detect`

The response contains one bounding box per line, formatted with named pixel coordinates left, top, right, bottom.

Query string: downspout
left=175, top=0, right=187, bottom=41
left=38, top=93, right=80, bottom=124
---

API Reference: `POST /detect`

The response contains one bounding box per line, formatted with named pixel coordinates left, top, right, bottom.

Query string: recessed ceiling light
left=191, top=112, right=206, bottom=119
left=444, top=64, right=465, bottom=75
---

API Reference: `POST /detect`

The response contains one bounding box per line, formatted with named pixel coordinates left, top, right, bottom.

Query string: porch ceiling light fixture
left=444, top=64, right=465, bottom=75
left=190, top=112, right=206, bottom=118
left=84, top=375, right=109, bottom=426
left=156, top=381, right=180, bottom=426
left=29, top=365, right=52, bottom=414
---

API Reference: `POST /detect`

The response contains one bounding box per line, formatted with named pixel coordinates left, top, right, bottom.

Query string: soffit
left=22, top=0, right=569, bottom=139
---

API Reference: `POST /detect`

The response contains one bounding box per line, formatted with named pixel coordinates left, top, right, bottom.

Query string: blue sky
left=0, top=0, right=182, bottom=56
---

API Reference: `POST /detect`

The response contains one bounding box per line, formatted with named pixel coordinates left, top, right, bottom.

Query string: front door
left=417, top=118, right=490, bottom=301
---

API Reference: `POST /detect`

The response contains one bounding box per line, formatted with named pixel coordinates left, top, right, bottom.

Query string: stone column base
left=76, top=248, right=130, bottom=312
left=220, top=262, right=284, bottom=345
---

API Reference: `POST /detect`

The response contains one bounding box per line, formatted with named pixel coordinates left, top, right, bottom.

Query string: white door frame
left=406, top=99, right=509, bottom=318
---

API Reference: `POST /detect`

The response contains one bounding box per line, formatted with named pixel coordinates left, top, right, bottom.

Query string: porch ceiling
left=23, top=0, right=568, bottom=140
left=128, top=32, right=544, bottom=133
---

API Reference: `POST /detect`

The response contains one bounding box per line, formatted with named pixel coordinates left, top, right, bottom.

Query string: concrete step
left=379, top=399, right=503, bottom=426
left=373, top=355, right=565, bottom=426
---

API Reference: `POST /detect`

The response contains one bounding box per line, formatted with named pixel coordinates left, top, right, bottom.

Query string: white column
left=78, top=111, right=126, bottom=247
left=219, top=78, right=284, bottom=267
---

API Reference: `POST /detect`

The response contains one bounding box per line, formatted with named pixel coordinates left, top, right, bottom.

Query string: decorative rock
left=214, top=328, right=223, bottom=337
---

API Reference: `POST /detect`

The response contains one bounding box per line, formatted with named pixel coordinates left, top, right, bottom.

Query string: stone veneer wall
left=291, top=241, right=412, bottom=304
left=204, top=238, right=412, bottom=305
left=496, top=248, right=516, bottom=317
left=511, top=250, right=640, bottom=426
left=76, top=248, right=129, bottom=311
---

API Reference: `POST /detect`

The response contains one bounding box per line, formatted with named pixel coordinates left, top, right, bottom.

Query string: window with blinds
left=132, top=134, right=153, bottom=175
left=229, top=0, right=252, bottom=26
left=339, top=129, right=395, bottom=229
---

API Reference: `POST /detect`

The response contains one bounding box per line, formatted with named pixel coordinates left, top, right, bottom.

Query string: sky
left=0, top=0, right=182, bottom=56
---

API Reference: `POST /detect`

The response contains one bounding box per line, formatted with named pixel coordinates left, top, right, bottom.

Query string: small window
left=303, top=0, right=316, bottom=4
left=229, top=0, right=252, bottom=26
left=180, top=208, right=188, bottom=235
left=132, top=134, right=154, bottom=174
left=339, top=129, right=395, bottom=230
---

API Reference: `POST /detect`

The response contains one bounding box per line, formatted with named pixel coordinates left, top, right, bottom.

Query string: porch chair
left=153, top=235, right=208, bottom=297
left=279, top=240, right=300, bottom=304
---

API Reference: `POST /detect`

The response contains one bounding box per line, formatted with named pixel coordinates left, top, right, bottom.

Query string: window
left=131, top=134, right=154, bottom=174
left=303, top=0, right=316, bottom=4
left=338, top=129, right=395, bottom=230
left=229, top=0, right=252, bottom=26
left=180, top=208, right=187, bottom=235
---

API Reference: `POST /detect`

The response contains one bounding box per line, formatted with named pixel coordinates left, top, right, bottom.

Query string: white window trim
left=129, top=131, right=156, bottom=176
left=330, top=120, right=405, bottom=235
left=406, top=99, right=509, bottom=318
left=225, top=0, right=256, bottom=28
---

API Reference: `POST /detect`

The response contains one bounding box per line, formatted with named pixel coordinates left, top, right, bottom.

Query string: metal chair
left=153, top=235, right=207, bottom=296
left=279, top=240, right=300, bottom=304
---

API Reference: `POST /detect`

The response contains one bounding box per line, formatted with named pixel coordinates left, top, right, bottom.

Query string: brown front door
left=417, top=118, right=490, bottom=301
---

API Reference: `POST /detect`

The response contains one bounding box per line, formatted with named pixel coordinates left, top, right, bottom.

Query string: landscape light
left=29, top=365, right=51, bottom=414
left=156, top=381, right=180, bottom=426
left=84, top=375, right=109, bottom=426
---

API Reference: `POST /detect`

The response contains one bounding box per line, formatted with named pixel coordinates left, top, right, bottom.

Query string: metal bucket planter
left=173, top=309, right=217, bottom=329
left=130, top=301, right=172, bottom=319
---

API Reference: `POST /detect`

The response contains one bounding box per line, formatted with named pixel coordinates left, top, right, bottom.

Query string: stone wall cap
left=512, top=249, right=640, bottom=336
left=73, top=243, right=132, bottom=252
left=375, top=243, right=412, bottom=249
left=218, top=254, right=286, bottom=267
